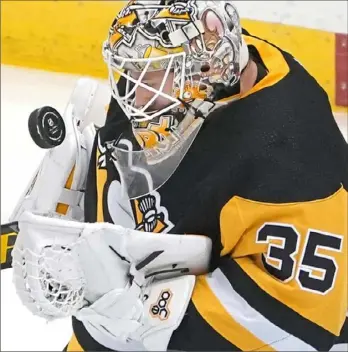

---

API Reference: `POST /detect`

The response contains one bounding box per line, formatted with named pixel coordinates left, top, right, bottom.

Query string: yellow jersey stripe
left=206, top=269, right=316, bottom=350
left=66, top=334, right=84, bottom=352
left=192, top=274, right=276, bottom=351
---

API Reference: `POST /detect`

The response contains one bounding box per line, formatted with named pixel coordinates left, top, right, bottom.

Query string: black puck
left=28, top=106, right=66, bottom=149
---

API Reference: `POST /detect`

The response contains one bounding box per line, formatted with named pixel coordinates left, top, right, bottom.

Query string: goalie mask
left=102, top=0, right=249, bottom=198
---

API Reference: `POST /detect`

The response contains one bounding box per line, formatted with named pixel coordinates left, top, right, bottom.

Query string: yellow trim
left=56, top=167, right=75, bottom=215
left=219, top=34, right=290, bottom=104
left=66, top=334, right=84, bottom=352
left=0, top=1, right=345, bottom=112
left=110, top=10, right=137, bottom=48
left=1, top=232, right=16, bottom=265
left=242, top=35, right=290, bottom=98
left=154, top=9, right=191, bottom=21
left=241, top=19, right=347, bottom=114
left=192, top=275, right=276, bottom=351
left=96, top=150, right=107, bottom=222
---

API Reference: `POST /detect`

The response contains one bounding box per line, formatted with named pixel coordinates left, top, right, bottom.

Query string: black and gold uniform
left=66, top=31, right=348, bottom=351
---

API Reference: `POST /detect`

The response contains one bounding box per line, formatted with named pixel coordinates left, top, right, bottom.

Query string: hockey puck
left=28, top=106, right=66, bottom=149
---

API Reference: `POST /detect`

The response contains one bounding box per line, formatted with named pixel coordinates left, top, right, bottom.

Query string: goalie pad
left=9, top=78, right=111, bottom=223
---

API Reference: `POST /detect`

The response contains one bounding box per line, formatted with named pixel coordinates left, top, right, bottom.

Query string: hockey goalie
left=2, top=1, right=347, bottom=351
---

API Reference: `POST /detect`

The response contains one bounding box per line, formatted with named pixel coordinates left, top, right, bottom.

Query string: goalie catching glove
left=12, top=211, right=212, bottom=351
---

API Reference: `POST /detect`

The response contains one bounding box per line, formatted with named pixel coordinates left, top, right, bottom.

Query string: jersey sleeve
left=187, top=97, right=348, bottom=351
left=213, top=83, right=348, bottom=342
left=169, top=172, right=347, bottom=352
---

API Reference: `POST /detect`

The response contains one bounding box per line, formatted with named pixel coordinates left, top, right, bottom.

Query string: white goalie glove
left=12, top=211, right=211, bottom=351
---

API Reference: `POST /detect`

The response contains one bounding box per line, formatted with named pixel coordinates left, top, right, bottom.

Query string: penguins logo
left=131, top=192, right=174, bottom=233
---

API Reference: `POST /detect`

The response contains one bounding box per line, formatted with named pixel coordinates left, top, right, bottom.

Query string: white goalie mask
left=102, top=0, right=249, bottom=198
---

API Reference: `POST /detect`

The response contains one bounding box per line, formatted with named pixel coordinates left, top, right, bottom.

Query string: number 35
left=256, top=223, right=344, bottom=295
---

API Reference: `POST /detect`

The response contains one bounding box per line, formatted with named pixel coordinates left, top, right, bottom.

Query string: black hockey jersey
left=66, top=32, right=348, bottom=351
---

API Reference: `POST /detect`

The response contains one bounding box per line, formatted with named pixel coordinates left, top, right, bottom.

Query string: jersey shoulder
left=206, top=32, right=348, bottom=204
